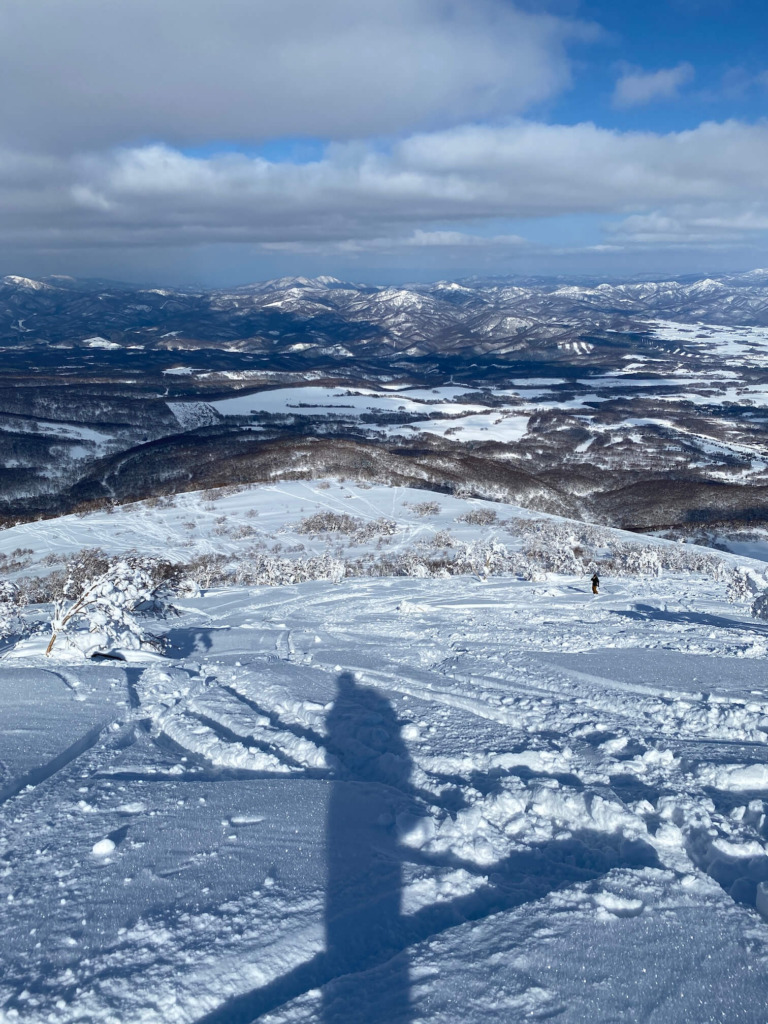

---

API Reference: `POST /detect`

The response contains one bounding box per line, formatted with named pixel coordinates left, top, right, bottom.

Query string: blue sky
left=550, top=0, right=768, bottom=130
left=0, top=0, right=767, bottom=285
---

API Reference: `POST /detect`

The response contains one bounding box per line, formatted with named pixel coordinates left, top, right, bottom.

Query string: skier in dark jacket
left=591, top=573, right=600, bottom=595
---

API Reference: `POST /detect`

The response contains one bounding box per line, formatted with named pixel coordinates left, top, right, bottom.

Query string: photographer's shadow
left=194, top=670, right=415, bottom=1024
left=321, top=671, right=413, bottom=1022
left=194, top=672, right=659, bottom=1024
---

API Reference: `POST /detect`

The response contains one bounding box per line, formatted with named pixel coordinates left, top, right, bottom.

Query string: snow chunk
left=396, top=811, right=436, bottom=847
left=115, top=802, right=146, bottom=815
left=592, top=892, right=644, bottom=917
left=91, top=838, right=115, bottom=857
left=711, top=837, right=766, bottom=860
left=702, top=763, right=768, bottom=792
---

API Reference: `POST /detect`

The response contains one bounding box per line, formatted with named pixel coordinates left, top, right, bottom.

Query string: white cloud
left=2, top=119, right=768, bottom=260
left=609, top=206, right=768, bottom=246
left=5, top=2, right=761, bottom=277
left=260, top=230, right=530, bottom=254
left=0, top=0, right=591, bottom=151
left=405, top=230, right=527, bottom=248
left=613, top=63, right=695, bottom=107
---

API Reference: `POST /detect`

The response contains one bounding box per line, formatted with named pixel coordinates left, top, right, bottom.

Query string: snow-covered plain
left=1, top=482, right=768, bottom=1023
left=187, top=324, right=768, bottom=461
left=208, top=385, right=533, bottom=444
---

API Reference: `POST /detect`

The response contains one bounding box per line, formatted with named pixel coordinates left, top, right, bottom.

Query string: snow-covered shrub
left=455, top=540, right=509, bottom=577
left=351, top=518, right=398, bottom=542
left=621, top=547, right=662, bottom=578
left=186, top=550, right=347, bottom=589
left=16, top=573, right=57, bottom=605
left=52, top=548, right=111, bottom=598
left=0, top=580, right=25, bottom=640
left=46, top=554, right=181, bottom=657
left=525, top=541, right=583, bottom=576
left=368, top=538, right=531, bottom=582
left=725, top=566, right=768, bottom=621
left=248, top=552, right=347, bottom=586
left=506, top=518, right=727, bottom=582
left=375, top=550, right=449, bottom=578
left=521, top=523, right=585, bottom=576
left=185, top=553, right=228, bottom=589
left=298, top=516, right=399, bottom=545
left=457, top=508, right=497, bottom=526
left=0, top=548, right=34, bottom=574
left=296, top=512, right=362, bottom=535
left=182, top=534, right=545, bottom=589
left=39, top=552, right=67, bottom=567
left=726, top=567, right=766, bottom=604
left=230, top=524, right=257, bottom=539
left=410, top=501, right=441, bottom=517
left=652, top=544, right=727, bottom=580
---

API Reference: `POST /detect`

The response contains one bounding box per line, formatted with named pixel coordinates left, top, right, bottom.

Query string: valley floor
left=1, top=567, right=768, bottom=1022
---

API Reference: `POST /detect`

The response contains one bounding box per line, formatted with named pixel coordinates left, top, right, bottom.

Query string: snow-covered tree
left=751, top=590, right=768, bottom=622
left=623, top=547, right=662, bottom=577
left=0, top=580, right=25, bottom=641
left=726, top=566, right=766, bottom=604
left=457, top=539, right=510, bottom=578
left=523, top=538, right=582, bottom=576
left=724, top=566, right=768, bottom=623
left=46, top=556, right=179, bottom=657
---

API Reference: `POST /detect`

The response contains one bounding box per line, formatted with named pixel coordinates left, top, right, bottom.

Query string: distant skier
left=591, top=572, right=600, bottom=595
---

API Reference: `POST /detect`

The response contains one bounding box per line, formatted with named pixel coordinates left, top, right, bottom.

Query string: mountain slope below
left=1, top=484, right=768, bottom=1022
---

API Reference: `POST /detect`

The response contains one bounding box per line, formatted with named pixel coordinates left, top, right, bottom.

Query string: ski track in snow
left=1, top=489, right=768, bottom=1020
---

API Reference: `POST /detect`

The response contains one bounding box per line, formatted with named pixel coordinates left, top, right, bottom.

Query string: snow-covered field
left=172, top=327, right=768, bottom=465
left=1, top=483, right=768, bottom=1023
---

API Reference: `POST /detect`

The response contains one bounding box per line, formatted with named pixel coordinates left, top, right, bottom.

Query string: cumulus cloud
left=0, top=0, right=591, bottom=151
left=613, top=62, right=695, bottom=107
left=1, top=118, right=767, bottom=264
left=4, top=2, right=761, bottom=277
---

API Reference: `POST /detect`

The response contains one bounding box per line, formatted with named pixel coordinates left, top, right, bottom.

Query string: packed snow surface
left=1, top=482, right=768, bottom=1022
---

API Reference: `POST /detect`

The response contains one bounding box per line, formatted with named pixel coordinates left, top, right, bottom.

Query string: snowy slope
left=0, top=479, right=747, bottom=578
left=1, top=484, right=768, bottom=1022
left=0, top=480, right=544, bottom=570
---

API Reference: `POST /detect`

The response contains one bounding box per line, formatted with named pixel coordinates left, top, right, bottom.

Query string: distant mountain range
left=3, top=270, right=768, bottom=368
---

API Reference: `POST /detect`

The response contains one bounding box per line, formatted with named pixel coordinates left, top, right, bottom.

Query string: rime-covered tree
left=0, top=580, right=25, bottom=641
left=725, top=566, right=768, bottom=623
left=46, top=553, right=180, bottom=657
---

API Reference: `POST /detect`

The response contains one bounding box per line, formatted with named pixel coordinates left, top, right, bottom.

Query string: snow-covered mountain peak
left=687, top=278, right=727, bottom=295
left=2, top=274, right=50, bottom=290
